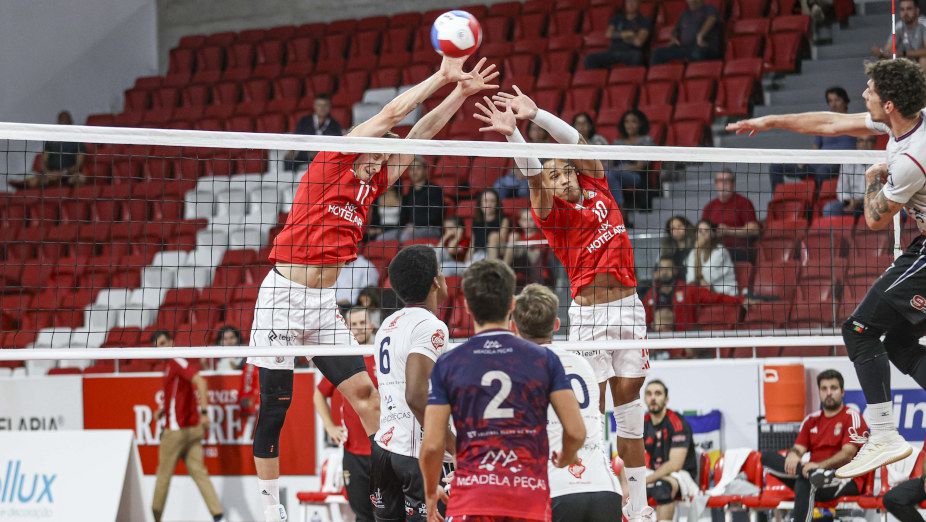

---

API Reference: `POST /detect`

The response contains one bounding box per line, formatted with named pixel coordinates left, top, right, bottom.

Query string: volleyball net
left=0, top=122, right=895, bottom=370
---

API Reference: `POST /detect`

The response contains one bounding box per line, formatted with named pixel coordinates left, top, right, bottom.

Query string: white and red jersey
left=532, top=173, right=636, bottom=297
left=795, top=405, right=868, bottom=489
left=270, top=151, right=388, bottom=266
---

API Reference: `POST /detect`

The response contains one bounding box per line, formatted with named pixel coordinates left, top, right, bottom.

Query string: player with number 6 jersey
left=420, top=260, right=585, bottom=522
left=370, top=246, right=452, bottom=521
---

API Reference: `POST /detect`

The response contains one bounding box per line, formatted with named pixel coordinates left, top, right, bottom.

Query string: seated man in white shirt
left=823, top=135, right=878, bottom=217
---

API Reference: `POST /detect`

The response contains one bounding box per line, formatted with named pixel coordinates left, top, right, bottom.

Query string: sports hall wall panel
left=0, top=0, right=157, bottom=124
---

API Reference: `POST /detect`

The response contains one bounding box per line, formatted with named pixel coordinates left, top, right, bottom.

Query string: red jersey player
left=474, top=88, right=654, bottom=522
left=247, top=56, right=499, bottom=522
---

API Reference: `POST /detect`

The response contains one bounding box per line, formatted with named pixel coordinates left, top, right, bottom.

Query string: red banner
left=83, top=371, right=316, bottom=475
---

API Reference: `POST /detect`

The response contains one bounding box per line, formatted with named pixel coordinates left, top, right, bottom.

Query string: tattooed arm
left=864, top=163, right=907, bottom=230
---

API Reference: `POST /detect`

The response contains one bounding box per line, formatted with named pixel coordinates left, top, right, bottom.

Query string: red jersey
left=238, top=363, right=260, bottom=416
left=643, top=281, right=743, bottom=331
left=163, top=358, right=202, bottom=430
left=795, top=405, right=868, bottom=489
left=531, top=173, right=636, bottom=297
left=270, top=151, right=388, bottom=266
left=701, top=194, right=757, bottom=253
left=317, top=356, right=378, bottom=456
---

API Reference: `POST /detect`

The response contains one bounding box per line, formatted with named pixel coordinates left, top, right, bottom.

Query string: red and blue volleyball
left=431, top=10, right=482, bottom=58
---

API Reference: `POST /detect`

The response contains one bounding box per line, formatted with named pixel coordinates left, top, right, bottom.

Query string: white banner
left=0, top=430, right=149, bottom=522
left=0, top=376, right=82, bottom=431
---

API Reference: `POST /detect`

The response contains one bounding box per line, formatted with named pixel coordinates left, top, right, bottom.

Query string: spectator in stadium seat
left=494, top=122, right=549, bottom=199
left=15, top=111, right=87, bottom=189
left=472, top=189, right=511, bottom=262
left=333, top=255, right=380, bottom=308
left=356, top=286, right=383, bottom=325
left=214, top=325, right=244, bottom=372
left=396, top=156, right=444, bottom=242
left=503, top=208, right=549, bottom=286
left=660, top=215, right=696, bottom=271
left=760, top=369, right=867, bottom=522
left=643, top=380, right=699, bottom=520
left=769, top=87, right=857, bottom=190
left=685, top=219, right=738, bottom=297
left=611, top=109, right=656, bottom=210
left=802, top=0, right=837, bottom=43
left=882, top=445, right=926, bottom=522
left=150, top=330, right=224, bottom=522
left=437, top=216, right=472, bottom=277
left=872, top=0, right=926, bottom=70
left=583, top=0, right=652, bottom=68
left=701, top=169, right=760, bottom=262
left=283, top=94, right=343, bottom=172
left=573, top=112, right=609, bottom=146
left=823, top=135, right=878, bottom=217
left=643, top=256, right=745, bottom=331
left=368, top=186, right=403, bottom=240
left=650, top=0, right=721, bottom=65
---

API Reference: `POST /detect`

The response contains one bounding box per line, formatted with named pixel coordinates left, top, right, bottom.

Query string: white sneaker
left=835, top=431, right=912, bottom=478
left=622, top=505, right=656, bottom=522
left=264, top=504, right=287, bottom=522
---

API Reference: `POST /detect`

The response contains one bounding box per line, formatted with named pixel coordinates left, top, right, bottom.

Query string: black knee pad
left=841, top=318, right=885, bottom=364
left=253, top=368, right=293, bottom=458
left=647, top=480, right=674, bottom=505
left=884, top=329, right=926, bottom=375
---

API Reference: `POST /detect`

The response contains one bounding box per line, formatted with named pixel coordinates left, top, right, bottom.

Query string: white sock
left=625, top=466, right=647, bottom=513
left=258, top=478, right=280, bottom=508
left=865, top=402, right=894, bottom=435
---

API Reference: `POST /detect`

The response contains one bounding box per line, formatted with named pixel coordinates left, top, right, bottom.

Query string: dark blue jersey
left=428, top=330, right=570, bottom=520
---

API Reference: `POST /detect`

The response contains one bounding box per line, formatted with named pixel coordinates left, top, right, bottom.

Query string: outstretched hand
left=458, top=57, right=500, bottom=96
left=492, top=85, right=539, bottom=120
left=474, top=96, right=517, bottom=136
left=439, top=55, right=475, bottom=84
left=725, top=116, right=771, bottom=136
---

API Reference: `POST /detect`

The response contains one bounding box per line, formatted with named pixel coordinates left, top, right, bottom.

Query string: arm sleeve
left=532, top=109, right=582, bottom=145
left=546, top=348, right=572, bottom=393
left=427, top=361, right=449, bottom=405
left=505, top=128, right=543, bottom=177
left=883, top=153, right=926, bottom=204
left=409, top=319, right=448, bottom=362
left=795, top=417, right=811, bottom=448
left=174, top=358, right=199, bottom=381
left=318, top=377, right=335, bottom=399
left=864, top=113, right=892, bottom=135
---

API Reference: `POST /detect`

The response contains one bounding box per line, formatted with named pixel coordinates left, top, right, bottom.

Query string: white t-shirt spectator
left=333, top=255, right=379, bottom=305
left=835, top=164, right=868, bottom=202
left=686, top=245, right=738, bottom=296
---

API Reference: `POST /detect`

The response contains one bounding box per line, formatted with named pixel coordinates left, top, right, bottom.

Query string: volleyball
left=431, top=10, right=482, bottom=57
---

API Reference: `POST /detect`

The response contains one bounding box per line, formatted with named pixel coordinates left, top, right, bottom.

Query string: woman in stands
left=685, top=219, right=738, bottom=296
left=471, top=188, right=511, bottom=262
left=573, top=112, right=609, bottom=146
left=611, top=109, right=656, bottom=210
left=660, top=216, right=695, bottom=270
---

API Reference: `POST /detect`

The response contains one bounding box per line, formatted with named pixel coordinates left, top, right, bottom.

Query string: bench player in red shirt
left=475, top=89, right=653, bottom=522
left=247, top=55, right=499, bottom=522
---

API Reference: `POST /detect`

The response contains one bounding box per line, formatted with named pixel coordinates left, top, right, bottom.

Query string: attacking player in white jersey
left=727, top=58, right=926, bottom=478
left=370, top=245, right=452, bottom=521
left=511, top=284, right=624, bottom=522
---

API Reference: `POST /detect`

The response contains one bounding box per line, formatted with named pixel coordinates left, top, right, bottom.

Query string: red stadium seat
left=696, top=304, right=742, bottom=330
left=523, top=0, right=554, bottom=13
left=764, top=31, right=804, bottom=73
left=658, top=0, right=688, bottom=27
left=483, top=16, right=513, bottom=42
left=715, top=76, right=754, bottom=117
left=549, top=9, right=581, bottom=34
left=733, top=0, right=769, bottom=18
left=673, top=102, right=714, bottom=126
left=639, top=81, right=677, bottom=106
left=514, top=13, right=548, bottom=39
left=647, top=63, right=686, bottom=83
left=772, top=179, right=816, bottom=206
left=504, top=54, right=538, bottom=78
left=608, top=66, right=647, bottom=86
left=684, top=60, right=723, bottom=80
left=752, top=261, right=800, bottom=299
left=533, top=90, right=564, bottom=113
left=725, top=35, right=765, bottom=60
left=563, top=87, right=601, bottom=115
left=583, top=6, right=616, bottom=33
left=571, top=70, right=608, bottom=88
left=124, top=88, right=150, bottom=111
left=772, top=15, right=811, bottom=34
left=389, top=12, right=422, bottom=28
left=679, top=78, right=716, bottom=103
left=732, top=18, right=770, bottom=35
left=723, top=58, right=764, bottom=80
left=638, top=104, right=673, bottom=125
left=667, top=121, right=707, bottom=147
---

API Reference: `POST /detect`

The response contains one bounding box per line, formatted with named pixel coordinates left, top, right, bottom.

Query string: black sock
left=909, top=356, right=926, bottom=390
left=854, top=352, right=892, bottom=404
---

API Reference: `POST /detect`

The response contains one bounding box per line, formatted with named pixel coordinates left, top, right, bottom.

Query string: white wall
left=0, top=0, right=158, bottom=124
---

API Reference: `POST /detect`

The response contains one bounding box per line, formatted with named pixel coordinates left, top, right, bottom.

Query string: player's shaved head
left=513, top=284, right=559, bottom=341
left=389, top=245, right=440, bottom=304
left=463, top=260, right=516, bottom=325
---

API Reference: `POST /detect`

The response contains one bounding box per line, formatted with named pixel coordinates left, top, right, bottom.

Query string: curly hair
left=865, top=59, right=926, bottom=118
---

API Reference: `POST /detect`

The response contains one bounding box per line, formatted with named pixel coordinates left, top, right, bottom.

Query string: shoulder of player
left=839, top=405, right=864, bottom=426
left=665, top=409, right=688, bottom=432
left=801, top=410, right=822, bottom=427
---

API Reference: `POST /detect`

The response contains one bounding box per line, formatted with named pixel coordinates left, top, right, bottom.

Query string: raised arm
left=349, top=56, right=473, bottom=139
left=386, top=59, right=499, bottom=185
left=493, top=86, right=605, bottom=177
left=726, top=112, right=880, bottom=138
left=863, top=162, right=907, bottom=230
left=473, top=97, right=552, bottom=219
